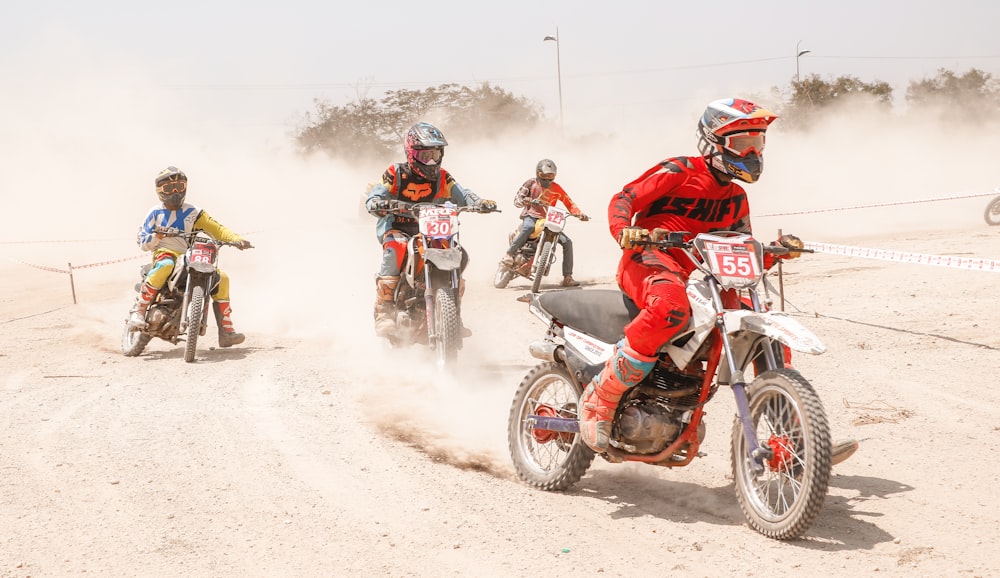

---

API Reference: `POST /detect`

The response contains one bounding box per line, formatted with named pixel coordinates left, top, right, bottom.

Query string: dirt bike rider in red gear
left=365, top=122, right=497, bottom=338
left=129, top=166, right=253, bottom=348
left=501, top=158, right=590, bottom=287
left=579, top=98, right=805, bottom=451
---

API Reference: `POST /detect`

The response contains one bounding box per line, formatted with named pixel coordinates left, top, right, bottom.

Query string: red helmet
left=696, top=98, right=777, bottom=183
left=155, top=166, right=187, bottom=209
left=404, top=122, right=447, bottom=180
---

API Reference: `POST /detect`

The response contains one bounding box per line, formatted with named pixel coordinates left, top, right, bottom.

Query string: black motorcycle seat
left=536, top=289, right=638, bottom=345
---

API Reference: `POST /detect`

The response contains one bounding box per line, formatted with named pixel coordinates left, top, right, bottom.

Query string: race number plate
left=544, top=206, right=568, bottom=228
left=190, top=242, right=218, bottom=265
left=701, top=239, right=761, bottom=288
left=419, top=206, right=458, bottom=238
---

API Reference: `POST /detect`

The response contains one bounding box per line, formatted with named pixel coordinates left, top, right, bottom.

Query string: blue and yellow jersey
left=137, top=203, right=244, bottom=258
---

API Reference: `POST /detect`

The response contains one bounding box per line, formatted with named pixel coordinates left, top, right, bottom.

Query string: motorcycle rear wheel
left=530, top=240, right=554, bottom=294
left=433, top=286, right=461, bottom=368
left=508, top=363, right=594, bottom=491
left=984, top=195, right=1000, bottom=226
left=121, top=321, right=151, bottom=357
left=731, top=368, right=832, bottom=540
left=184, top=285, right=205, bottom=363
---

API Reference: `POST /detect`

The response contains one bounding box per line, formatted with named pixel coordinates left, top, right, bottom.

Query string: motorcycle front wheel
left=530, top=240, right=555, bottom=294
left=731, top=368, right=832, bottom=540
left=121, top=319, right=151, bottom=357
left=984, top=195, right=1000, bottom=226
left=433, top=286, right=461, bottom=368
left=508, top=363, right=594, bottom=491
left=184, top=285, right=205, bottom=363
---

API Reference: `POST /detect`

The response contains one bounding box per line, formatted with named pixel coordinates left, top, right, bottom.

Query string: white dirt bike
left=380, top=201, right=498, bottom=368
left=507, top=230, right=851, bottom=539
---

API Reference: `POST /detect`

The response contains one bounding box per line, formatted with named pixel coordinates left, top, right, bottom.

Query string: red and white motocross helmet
left=696, top=98, right=778, bottom=183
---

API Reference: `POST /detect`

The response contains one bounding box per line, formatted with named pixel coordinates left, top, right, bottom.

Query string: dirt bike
left=121, top=231, right=246, bottom=363
left=494, top=202, right=585, bottom=293
left=380, top=200, right=498, bottom=368
left=984, top=190, right=1000, bottom=225
left=507, top=230, right=837, bottom=540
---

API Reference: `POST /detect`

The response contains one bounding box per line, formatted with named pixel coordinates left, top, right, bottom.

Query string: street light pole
left=543, top=27, right=563, bottom=128
left=796, top=40, right=812, bottom=84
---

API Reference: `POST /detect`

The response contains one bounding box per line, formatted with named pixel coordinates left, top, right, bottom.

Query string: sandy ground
left=2, top=197, right=1000, bottom=578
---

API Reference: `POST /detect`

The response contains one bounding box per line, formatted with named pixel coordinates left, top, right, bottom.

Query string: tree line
left=296, top=68, right=1000, bottom=160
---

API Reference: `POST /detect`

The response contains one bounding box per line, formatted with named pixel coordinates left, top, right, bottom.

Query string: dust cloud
left=3, top=63, right=997, bottom=472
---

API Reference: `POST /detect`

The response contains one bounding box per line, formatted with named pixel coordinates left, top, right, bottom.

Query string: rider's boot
left=561, top=275, right=580, bottom=287
left=128, top=281, right=158, bottom=329
left=213, top=300, right=246, bottom=347
left=579, top=338, right=657, bottom=452
left=374, top=275, right=400, bottom=338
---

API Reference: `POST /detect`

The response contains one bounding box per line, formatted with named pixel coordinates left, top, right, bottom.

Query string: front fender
left=723, top=310, right=826, bottom=354
left=425, top=247, right=462, bottom=271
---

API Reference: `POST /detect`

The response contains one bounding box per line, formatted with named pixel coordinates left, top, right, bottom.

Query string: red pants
left=616, top=250, right=692, bottom=357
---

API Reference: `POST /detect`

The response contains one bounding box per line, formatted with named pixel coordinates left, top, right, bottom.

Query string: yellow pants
left=146, top=250, right=230, bottom=301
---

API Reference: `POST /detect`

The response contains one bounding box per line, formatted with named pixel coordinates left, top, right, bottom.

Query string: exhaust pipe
left=529, top=340, right=564, bottom=362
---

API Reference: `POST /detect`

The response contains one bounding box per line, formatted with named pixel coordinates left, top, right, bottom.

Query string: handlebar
left=377, top=200, right=499, bottom=216
left=154, top=228, right=252, bottom=249
left=633, top=230, right=814, bottom=255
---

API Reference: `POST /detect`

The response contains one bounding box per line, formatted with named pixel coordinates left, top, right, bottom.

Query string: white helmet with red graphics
left=696, top=98, right=778, bottom=183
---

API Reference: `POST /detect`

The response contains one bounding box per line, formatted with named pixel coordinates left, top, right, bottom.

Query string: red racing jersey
left=608, top=156, right=754, bottom=274
left=514, top=179, right=582, bottom=219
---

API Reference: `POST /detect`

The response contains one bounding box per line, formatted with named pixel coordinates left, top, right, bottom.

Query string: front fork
left=708, top=281, right=770, bottom=474
left=536, top=231, right=556, bottom=277
left=178, top=273, right=213, bottom=336
left=422, top=264, right=461, bottom=346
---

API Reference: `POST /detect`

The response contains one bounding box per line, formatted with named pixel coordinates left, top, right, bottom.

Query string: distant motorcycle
left=507, top=230, right=843, bottom=540
left=380, top=201, right=498, bottom=368
left=984, top=190, right=1000, bottom=225
left=121, top=231, right=247, bottom=363
left=494, top=202, right=585, bottom=293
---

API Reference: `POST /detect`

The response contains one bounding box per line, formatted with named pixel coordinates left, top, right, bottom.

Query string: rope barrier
left=758, top=190, right=997, bottom=217
left=5, top=254, right=144, bottom=304
left=805, top=241, right=1000, bottom=272
left=0, top=238, right=126, bottom=245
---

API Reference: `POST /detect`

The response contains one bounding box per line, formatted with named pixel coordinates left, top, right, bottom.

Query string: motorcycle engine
left=616, top=402, right=682, bottom=454
left=614, top=361, right=709, bottom=454
left=146, top=305, right=179, bottom=337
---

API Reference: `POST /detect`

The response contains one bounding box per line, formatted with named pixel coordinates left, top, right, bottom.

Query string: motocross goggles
left=413, top=147, right=443, bottom=165
left=157, top=181, right=187, bottom=195
left=722, top=131, right=766, bottom=157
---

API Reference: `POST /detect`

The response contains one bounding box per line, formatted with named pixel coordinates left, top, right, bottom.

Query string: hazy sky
left=3, top=0, right=999, bottom=329
left=5, top=0, right=999, bottom=139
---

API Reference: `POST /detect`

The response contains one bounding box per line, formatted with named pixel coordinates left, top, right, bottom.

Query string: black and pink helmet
left=404, top=122, right=448, bottom=180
